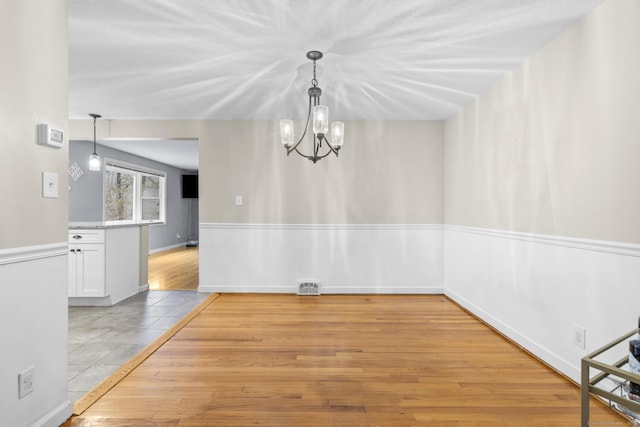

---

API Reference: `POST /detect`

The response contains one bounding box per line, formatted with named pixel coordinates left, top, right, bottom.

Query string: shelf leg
left=581, top=358, right=590, bottom=427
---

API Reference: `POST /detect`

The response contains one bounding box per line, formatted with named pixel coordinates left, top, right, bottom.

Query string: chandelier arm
left=286, top=96, right=313, bottom=155
left=319, top=134, right=339, bottom=156
left=307, top=140, right=337, bottom=162
left=293, top=147, right=318, bottom=162
left=292, top=148, right=333, bottom=163
left=292, top=147, right=309, bottom=158
left=313, top=151, right=332, bottom=162
left=314, top=144, right=337, bottom=160
left=291, top=134, right=339, bottom=162
left=314, top=134, right=320, bottom=159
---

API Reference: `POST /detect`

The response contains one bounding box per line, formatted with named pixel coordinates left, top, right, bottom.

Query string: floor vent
left=297, top=281, right=321, bottom=296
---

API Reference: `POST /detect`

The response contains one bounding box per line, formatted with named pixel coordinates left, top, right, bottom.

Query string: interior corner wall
left=197, top=120, right=445, bottom=293
left=0, top=0, right=72, bottom=425
left=444, top=0, right=640, bottom=382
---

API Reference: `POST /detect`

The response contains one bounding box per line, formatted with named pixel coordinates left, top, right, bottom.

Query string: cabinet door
left=68, top=247, right=78, bottom=297
left=76, top=244, right=106, bottom=297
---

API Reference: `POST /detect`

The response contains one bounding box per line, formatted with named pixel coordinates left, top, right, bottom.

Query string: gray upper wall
left=69, top=140, right=198, bottom=250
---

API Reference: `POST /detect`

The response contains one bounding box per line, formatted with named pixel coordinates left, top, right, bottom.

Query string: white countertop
left=69, top=222, right=146, bottom=229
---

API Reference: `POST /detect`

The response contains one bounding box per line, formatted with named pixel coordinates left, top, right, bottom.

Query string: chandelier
left=280, top=51, right=344, bottom=163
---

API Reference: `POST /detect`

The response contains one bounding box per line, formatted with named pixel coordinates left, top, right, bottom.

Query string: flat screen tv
left=181, top=174, right=198, bottom=198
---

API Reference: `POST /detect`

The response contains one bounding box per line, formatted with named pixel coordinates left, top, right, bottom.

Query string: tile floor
left=67, top=290, right=211, bottom=402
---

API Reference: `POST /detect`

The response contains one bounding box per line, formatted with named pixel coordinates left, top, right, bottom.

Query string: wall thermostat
left=37, top=123, right=64, bottom=148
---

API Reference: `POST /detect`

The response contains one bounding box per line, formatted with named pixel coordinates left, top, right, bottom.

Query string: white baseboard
left=198, top=284, right=444, bottom=294
left=34, top=399, right=72, bottom=427
left=69, top=296, right=112, bottom=306
left=148, top=242, right=186, bottom=254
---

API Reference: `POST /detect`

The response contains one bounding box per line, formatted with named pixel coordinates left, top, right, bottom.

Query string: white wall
left=444, top=0, right=640, bottom=382
left=0, top=0, right=72, bottom=425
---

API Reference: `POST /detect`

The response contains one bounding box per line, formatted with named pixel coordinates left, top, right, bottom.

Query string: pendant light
left=88, top=113, right=102, bottom=171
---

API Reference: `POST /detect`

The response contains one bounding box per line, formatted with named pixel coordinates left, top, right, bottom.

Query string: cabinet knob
left=72, top=235, right=83, bottom=240
left=70, top=249, right=76, bottom=253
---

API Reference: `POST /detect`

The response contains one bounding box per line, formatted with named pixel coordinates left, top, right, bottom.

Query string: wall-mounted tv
left=181, top=174, right=198, bottom=198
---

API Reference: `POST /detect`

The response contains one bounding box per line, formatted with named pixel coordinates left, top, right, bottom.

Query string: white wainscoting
left=444, top=225, right=640, bottom=383
left=199, top=223, right=444, bottom=294
left=0, top=243, right=72, bottom=427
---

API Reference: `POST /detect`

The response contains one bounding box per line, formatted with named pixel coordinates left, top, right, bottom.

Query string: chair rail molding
left=0, top=242, right=68, bottom=266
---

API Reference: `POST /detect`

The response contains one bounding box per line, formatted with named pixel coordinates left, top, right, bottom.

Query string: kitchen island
left=68, top=223, right=149, bottom=306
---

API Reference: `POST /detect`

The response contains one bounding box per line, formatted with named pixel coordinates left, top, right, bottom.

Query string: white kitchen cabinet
left=68, top=243, right=105, bottom=297
left=68, top=230, right=106, bottom=297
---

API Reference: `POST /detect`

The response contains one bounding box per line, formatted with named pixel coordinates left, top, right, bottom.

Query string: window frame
left=104, top=159, right=167, bottom=226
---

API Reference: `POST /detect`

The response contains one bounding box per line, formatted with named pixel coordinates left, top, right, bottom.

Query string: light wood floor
left=63, top=293, right=623, bottom=426
left=148, top=246, right=199, bottom=290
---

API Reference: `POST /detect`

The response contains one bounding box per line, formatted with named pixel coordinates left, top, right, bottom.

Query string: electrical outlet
left=574, top=325, right=586, bottom=349
left=18, top=366, right=34, bottom=399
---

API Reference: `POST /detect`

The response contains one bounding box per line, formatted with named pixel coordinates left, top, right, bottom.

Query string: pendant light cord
left=89, top=113, right=101, bottom=154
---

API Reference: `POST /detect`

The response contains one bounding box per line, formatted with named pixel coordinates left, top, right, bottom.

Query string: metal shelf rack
left=582, top=329, right=640, bottom=427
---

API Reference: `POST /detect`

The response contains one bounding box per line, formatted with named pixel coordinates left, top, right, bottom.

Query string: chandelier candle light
left=88, top=113, right=102, bottom=171
left=280, top=51, right=344, bottom=163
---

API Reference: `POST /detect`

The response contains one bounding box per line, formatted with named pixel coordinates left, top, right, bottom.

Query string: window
left=140, top=175, right=161, bottom=221
left=104, top=160, right=166, bottom=225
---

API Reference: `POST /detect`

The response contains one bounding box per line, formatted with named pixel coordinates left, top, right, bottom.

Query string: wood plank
left=63, top=294, right=627, bottom=426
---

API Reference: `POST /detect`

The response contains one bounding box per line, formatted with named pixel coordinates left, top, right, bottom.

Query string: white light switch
left=235, top=195, right=243, bottom=206
left=42, top=171, right=59, bottom=198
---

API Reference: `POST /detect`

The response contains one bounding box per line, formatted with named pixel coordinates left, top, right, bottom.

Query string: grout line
left=71, top=292, right=221, bottom=416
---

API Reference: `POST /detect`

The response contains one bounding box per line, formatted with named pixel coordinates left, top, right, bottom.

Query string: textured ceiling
left=68, top=0, right=606, bottom=122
